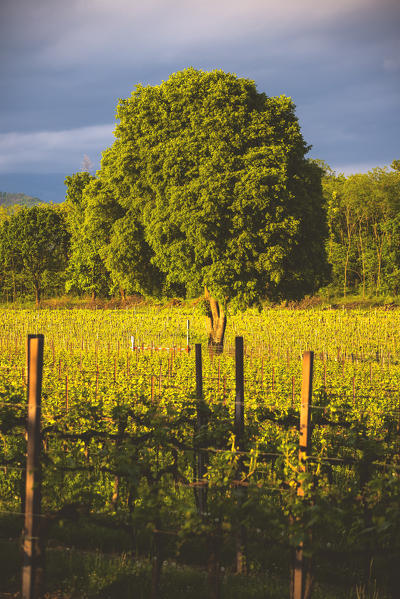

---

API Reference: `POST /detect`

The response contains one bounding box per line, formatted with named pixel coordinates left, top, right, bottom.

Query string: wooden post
left=195, top=344, right=207, bottom=516
left=186, top=319, right=190, bottom=351
left=193, top=342, right=220, bottom=599
left=298, top=351, right=313, bottom=493
left=65, top=375, right=68, bottom=413
left=292, top=376, right=295, bottom=409
left=234, top=336, right=246, bottom=575
left=235, top=337, right=244, bottom=444
left=22, top=334, right=44, bottom=599
left=196, top=345, right=203, bottom=401
left=292, top=350, right=314, bottom=599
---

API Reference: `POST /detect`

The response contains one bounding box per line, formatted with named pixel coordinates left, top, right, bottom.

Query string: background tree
left=78, top=68, right=329, bottom=349
left=0, top=204, right=70, bottom=304
left=64, top=173, right=112, bottom=299
left=101, top=210, right=162, bottom=299
left=322, top=161, right=400, bottom=297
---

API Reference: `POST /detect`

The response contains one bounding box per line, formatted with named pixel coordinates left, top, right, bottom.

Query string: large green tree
left=0, top=204, right=70, bottom=304
left=66, top=68, right=329, bottom=348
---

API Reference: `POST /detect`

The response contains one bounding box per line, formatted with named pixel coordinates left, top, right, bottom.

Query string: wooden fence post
left=235, top=336, right=244, bottom=444
left=186, top=320, right=190, bottom=352
left=234, top=336, right=246, bottom=575
left=22, top=334, right=44, bottom=599
left=65, top=375, right=68, bottom=413
left=194, top=345, right=219, bottom=599
left=292, top=350, right=314, bottom=599
left=195, top=344, right=208, bottom=515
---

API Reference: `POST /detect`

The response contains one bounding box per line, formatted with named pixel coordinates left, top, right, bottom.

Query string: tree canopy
left=323, top=160, right=400, bottom=297
left=65, top=68, right=329, bottom=346
left=0, top=204, right=70, bottom=304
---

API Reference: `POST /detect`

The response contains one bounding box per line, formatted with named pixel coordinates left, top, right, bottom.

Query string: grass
left=3, top=292, right=400, bottom=313
left=0, top=543, right=367, bottom=599
left=0, top=533, right=392, bottom=599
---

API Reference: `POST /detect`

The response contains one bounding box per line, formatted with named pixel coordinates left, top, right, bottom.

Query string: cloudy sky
left=0, top=0, right=399, bottom=202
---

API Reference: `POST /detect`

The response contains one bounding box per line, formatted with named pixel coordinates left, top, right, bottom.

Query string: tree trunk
left=358, top=223, right=366, bottom=298
left=372, top=223, right=385, bottom=296
left=343, top=206, right=353, bottom=298
left=343, top=250, right=349, bottom=298
left=34, top=284, right=41, bottom=306
left=205, top=288, right=227, bottom=355
left=12, top=269, right=16, bottom=303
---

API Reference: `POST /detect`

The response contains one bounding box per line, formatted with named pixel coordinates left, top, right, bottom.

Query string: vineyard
left=1, top=305, right=400, bottom=599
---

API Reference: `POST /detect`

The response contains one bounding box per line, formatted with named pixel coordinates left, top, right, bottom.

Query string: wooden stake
left=65, top=375, right=68, bottom=413
left=298, top=351, right=313, bottom=494
left=235, top=337, right=244, bottom=443
left=195, top=344, right=208, bottom=516
left=234, top=336, right=246, bottom=575
left=292, top=351, right=314, bottom=599
left=292, top=376, right=295, bottom=409
left=22, top=334, right=44, bottom=599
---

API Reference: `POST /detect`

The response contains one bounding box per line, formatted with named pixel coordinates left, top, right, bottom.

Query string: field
left=1, top=304, right=400, bottom=598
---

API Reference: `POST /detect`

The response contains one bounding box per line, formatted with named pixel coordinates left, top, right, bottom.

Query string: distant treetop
left=0, top=191, right=41, bottom=209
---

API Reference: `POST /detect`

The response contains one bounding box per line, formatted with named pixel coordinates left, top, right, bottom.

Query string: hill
left=0, top=191, right=41, bottom=208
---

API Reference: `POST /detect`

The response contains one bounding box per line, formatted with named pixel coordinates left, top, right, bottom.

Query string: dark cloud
left=0, top=0, right=399, bottom=177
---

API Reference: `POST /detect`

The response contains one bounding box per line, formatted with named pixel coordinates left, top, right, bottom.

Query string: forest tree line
left=1, top=160, right=399, bottom=305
